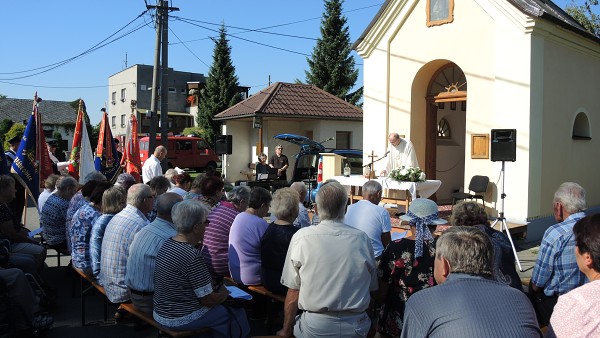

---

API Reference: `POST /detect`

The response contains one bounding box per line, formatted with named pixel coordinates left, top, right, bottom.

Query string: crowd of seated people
left=7, top=167, right=600, bottom=338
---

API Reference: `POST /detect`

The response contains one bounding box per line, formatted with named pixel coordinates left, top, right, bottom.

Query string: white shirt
left=168, top=186, right=187, bottom=196
left=381, top=138, right=419, bottom=174
left=281, top=220, right=378, bottom=313
left=344, top=200, right=392, bottom=258
left=142, top=155, right=163, bottom=183
left=38, top=189, right=53, bottom=213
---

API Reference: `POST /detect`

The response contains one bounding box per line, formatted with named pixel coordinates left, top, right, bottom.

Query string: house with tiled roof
left=214, top=82, right=363, bottom=182
left=0, top=97, right=76, bottom=153
left=355, top=0, right=600, bottom=222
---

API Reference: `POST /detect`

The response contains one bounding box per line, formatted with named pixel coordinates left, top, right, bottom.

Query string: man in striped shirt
left=200, top=186, right=250, bottom=280
left=125, top=193, right=183, bottom=314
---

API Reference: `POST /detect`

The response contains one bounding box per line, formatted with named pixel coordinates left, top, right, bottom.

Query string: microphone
left=383, top=150, right=390, bottom=157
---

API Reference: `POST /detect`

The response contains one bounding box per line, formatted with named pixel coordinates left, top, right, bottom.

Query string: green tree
left=0, top=119, right=14, bottom=144
left=3, top=123, right=25, bottom=150
left=566, top=0, right=600, bottom=37
left=303, top=0, right=362, bottom=106
left=197, top=24, right=243, bottom=146
left=0, top=94, right=6, bottom=99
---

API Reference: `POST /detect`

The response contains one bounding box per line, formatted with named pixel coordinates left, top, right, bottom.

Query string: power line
left=169, top=16, right=318, bottom=45
left=0, top=10, right=150, bottom=79
left=169, top=3, right=383, bottom=45
left=168, top=27, right=210, bottom=68
left=175, top=17, right=311, bottom=57
left=0, top=80, right=136, bottom=89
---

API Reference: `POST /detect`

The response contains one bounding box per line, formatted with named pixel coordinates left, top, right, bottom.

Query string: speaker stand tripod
left=490, top=161, right=523, bottom=272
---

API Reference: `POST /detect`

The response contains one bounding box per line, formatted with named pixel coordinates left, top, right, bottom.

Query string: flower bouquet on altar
left=389, top=166, right=426, bottom=182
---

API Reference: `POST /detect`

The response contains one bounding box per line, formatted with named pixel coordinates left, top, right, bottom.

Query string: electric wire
left=168, top=27, right=210, bottom=68
left=0, top=10, right=150, bottom=79
left=175, top=17, right=310, bottom=57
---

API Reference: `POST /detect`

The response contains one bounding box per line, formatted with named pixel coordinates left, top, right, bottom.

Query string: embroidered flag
left=94, top=109, right=121, bottom=183
left=11, top=93, right=52, bottom=199
left=122, top=112, right=142, bottom=182
left=68, top=100, right=95, bottom=183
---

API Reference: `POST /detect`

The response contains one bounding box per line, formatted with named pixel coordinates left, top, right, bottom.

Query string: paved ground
left=25, top=202, right=592, bottom=337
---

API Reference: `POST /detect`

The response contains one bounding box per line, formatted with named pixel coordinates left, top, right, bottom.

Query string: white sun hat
left=400, top=198, right=447, bottom=225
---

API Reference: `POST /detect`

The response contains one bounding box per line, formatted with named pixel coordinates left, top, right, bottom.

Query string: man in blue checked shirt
left=529, top=182, right=587, bottom=326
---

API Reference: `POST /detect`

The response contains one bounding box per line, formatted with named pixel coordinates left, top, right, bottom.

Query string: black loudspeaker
left=214, top=135, right=232, bottom=155
left=491, top=129, right=516, bottom=162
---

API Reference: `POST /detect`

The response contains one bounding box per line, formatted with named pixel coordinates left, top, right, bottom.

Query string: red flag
left=122, top=112, right=142, bottom=182
left=94, top=110, right=121, bottom=182
left=34, top=93, right=54, bottom=185
left=68, top=100, right=95, bottom=182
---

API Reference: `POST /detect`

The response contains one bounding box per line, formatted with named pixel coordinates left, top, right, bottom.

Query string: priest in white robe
left=379, top=133, right=419, bottom=176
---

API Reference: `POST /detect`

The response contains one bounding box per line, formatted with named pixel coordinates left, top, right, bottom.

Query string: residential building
left=0, top=98, right=76, bottom=157
left=214, top=82, right=363, bottom=182
left=107, top=64, right=205, bottom=136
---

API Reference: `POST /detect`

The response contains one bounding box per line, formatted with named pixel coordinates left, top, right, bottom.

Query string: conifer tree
left=197, top=24, right=242, bottom=146
left=304, top=0, right=362, bottom=106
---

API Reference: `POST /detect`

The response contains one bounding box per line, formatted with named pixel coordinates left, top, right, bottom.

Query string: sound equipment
left=215, top=135, right=232, bottom=155
left=491, top=129, right=516, bottom=162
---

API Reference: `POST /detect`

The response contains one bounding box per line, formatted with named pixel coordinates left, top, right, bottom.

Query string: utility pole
left=146, top=0, right=179, bottom=170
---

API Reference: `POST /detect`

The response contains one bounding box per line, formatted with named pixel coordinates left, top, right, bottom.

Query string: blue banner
left=11, top=114, right=39, bottom=198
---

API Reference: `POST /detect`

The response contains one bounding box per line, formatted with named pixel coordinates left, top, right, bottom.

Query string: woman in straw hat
left=376, top=198, right=446, bottom=337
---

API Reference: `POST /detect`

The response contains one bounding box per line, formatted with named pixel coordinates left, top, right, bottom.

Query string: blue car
left=273, top=133, right=363, bottom=203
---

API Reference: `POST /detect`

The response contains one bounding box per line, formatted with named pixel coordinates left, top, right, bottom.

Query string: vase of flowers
left=388, top=166, right=426, bottom=182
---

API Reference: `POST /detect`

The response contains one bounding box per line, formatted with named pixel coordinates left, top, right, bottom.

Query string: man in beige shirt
left=277, top=181, right=378, bottom=338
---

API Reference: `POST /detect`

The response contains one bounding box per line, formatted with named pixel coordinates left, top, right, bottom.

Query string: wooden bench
left=73, top=267, right=109, bottom=326
left=119, top=303, right=210, bottom=338
left=73, top=267, right=208, bottom=337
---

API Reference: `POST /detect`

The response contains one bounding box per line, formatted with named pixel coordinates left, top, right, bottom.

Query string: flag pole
left=22, top=92, right=38, bottom=228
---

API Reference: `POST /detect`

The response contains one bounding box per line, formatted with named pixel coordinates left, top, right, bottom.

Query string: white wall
left=221, top=118, right=362, bottom=183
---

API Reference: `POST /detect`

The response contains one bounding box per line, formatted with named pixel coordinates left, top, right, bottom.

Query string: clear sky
left=0, top=0, right=383, bottom=125
left=0, top=0, right=585, bottom=125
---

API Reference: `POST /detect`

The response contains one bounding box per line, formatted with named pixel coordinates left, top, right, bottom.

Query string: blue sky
left=0, top=0, right=585, bottom=125
left=0, top=1, right=382, bottom=124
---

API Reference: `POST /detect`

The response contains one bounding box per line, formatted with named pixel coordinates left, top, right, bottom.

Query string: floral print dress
left=377, top=238, right=435, bottom=337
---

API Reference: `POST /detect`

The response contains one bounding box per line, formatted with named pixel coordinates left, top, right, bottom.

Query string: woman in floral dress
left=376, top=198, right=447, bottom=337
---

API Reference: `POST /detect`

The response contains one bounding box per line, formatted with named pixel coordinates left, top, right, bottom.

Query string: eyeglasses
left=144, top=194, right=156, bottom=200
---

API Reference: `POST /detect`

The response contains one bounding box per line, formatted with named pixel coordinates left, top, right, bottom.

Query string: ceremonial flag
left=94, top=109, right=121, bottom=183
left=68, top=100, right=95, bottom=183
left=0, top=139, right=8, bottom=175
left=122, top=112, right=142, bottom=182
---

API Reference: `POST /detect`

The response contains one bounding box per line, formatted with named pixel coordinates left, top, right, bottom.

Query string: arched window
left=572, top=112, right=591, bottom=140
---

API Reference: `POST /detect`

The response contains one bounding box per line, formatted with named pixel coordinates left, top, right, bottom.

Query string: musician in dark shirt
left=269, top=145, right=289, bottom=181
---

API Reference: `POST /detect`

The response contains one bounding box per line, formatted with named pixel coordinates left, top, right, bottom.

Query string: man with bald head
left=289, top=182, right=310, bottom=228
left=101, top=183, right=153, bottom=305
left=379, top=133, right=419, bottom=177
left=142, top=145, right=167, bottom=183
left=126, top=192, right=183, bottom=314
left=345, top=180, right=392, bottom=260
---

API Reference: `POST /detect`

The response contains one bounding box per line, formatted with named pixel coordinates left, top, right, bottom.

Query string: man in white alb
left=379, top=133, right=419, bottom=176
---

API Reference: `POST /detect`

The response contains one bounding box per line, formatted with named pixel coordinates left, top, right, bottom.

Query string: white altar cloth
left=331, top=176, right=442, bottom=199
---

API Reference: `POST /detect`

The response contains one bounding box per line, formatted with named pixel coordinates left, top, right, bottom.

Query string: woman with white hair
left=261, top=188, right=300, bottom=295
left=153, top=200, right=250, bottom=336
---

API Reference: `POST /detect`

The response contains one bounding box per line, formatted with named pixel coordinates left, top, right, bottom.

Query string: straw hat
left=400, top=198, right=447, bottom=225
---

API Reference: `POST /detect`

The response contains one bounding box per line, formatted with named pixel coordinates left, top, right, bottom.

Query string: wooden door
left=426, top=102, right=437, bottom=181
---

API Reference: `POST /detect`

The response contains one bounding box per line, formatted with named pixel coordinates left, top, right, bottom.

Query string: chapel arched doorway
left=425, top=63, right=467, bottom=204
